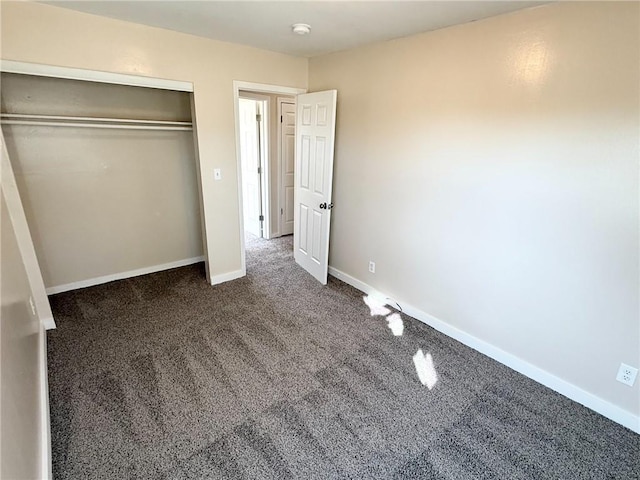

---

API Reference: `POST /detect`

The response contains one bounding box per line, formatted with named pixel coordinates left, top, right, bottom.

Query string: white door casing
left=239, top=98, right=262, bottom=237
left=293, top=90, right=337, bottom=285
left=279, top=100, right=296, bottom=236
left=233, top=81, right=306, bottom=279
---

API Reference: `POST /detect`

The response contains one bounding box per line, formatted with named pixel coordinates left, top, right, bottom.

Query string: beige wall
left=310, top=2, right=639, bottom=416
left=2, top=73, right=203, bottom=289
left=0, top=1, right=308, bottom=280
left=1, top=190, right=46, bottom=479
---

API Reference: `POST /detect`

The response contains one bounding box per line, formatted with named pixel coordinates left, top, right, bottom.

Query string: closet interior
left=1, top=73, right=204, bottom=292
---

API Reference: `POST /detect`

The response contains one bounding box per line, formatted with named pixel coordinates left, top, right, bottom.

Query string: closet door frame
left=0, top=60, right=193, bottom=92
left=0, top=60, right=210, bottom=277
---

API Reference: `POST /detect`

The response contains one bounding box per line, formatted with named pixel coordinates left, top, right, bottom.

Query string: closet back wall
left=1, top=73, right=203, bottom=290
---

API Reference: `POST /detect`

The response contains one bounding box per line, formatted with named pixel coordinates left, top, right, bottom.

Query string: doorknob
left=319, top=202, right=334, bottom=210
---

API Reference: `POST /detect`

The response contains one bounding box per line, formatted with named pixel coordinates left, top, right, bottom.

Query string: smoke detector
left=292, top=23, right=311, bottom=35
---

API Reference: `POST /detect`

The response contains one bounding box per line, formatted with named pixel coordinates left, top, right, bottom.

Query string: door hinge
left=280, top=115, right=283, bottom=123
left=281, top=208, right=283, bottom=215
left=256, top=113, right=262, bottom=122
left=257, top=167, right=261, bottom=174
left=259, top=215, right=264, bottom=221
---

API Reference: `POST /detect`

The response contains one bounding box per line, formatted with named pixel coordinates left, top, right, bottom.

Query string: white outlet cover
left=616, top=363, right=638, bottom=387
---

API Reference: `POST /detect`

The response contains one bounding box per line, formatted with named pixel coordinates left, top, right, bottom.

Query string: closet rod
left=0, top=113, right=193, bottom=131
left=0, top=120, right=193, bottom=131
left=1, top=113, right=192, bottom=126
left=2, top=120, right=193, bottom=132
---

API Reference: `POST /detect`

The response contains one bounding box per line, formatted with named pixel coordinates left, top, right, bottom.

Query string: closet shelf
left=0, top=113, right=193, bottom=131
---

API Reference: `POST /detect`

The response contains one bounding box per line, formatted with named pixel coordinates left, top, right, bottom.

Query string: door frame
left=0, top=61, right=213, bottom=280
left=232, top=81, right=306, bottom=274
left=238, top=92, right=269, bottom=239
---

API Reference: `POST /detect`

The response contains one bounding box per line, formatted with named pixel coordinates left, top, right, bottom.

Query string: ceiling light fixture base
left=291, top=23, right=311, bottom=35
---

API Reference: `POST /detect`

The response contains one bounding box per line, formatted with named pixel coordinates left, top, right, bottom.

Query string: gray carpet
left=47, top=235, right=640, bottom=479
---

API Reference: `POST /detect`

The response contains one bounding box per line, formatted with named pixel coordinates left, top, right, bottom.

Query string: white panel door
left=280, top=101, right=296, bottom=235
left=239, top=98, right=262, bottom=237
left=293, top=90, right=337, bottom=284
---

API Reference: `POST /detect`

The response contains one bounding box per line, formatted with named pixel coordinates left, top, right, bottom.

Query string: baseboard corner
left=209, top=269, right=245, bottom=286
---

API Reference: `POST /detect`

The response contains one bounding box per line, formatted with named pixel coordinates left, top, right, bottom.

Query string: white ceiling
left=42, top=1, right=548, bottom=58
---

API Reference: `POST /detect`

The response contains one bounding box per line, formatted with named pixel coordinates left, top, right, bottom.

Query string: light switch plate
left=214, top=168, right=222, bottom=180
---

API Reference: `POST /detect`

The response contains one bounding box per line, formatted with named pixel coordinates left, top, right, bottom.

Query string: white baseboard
left=38, top=323, right=52, bottom=479
left=209, top=269, right=245, bottom=286
left=328, top=266, right=640, bottom=434
left=42, top=315, right=56, bottom=331
left=46, top=256, right=205, bottom=295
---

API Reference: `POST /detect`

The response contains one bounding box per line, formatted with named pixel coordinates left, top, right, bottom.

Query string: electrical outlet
left=368, top=261, right=375, bottom=273
left=616, top=363, right=638, bottom=387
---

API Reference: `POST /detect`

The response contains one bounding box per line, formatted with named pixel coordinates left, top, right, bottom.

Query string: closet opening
left=0, top=72, right=206, bottom=294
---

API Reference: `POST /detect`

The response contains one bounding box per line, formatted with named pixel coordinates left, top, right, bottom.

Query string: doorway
left=238, top=95, right=268, bottom=239
left=234, top=82, right=305, bottom=273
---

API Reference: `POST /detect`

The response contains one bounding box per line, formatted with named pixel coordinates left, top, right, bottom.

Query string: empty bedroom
left=1, top=1, right=638, bottom=479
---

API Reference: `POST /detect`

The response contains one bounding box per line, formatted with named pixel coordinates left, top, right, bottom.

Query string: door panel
left=301, top=105, right=312, bottom=125
left=311, top=211, right=322, bottom=263
left=314, top=137, right=326, bottom=194
left=299, top=204, right=308, bottom=253
left=293, top=90, right=337, bottom=285
left=300, top=135, right=310, bottom=188
left=285, top=187, right=294, bottom=225
left=317, top=104, right=328, bottom=125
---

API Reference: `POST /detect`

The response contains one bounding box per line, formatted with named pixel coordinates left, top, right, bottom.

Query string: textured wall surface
left=310, top=2, right=640, bottom=416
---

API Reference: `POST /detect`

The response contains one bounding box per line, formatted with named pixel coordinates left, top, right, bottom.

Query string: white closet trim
left=0, top=60, right=193, bottom=92
left=1, top=134, right=56, bottom=330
